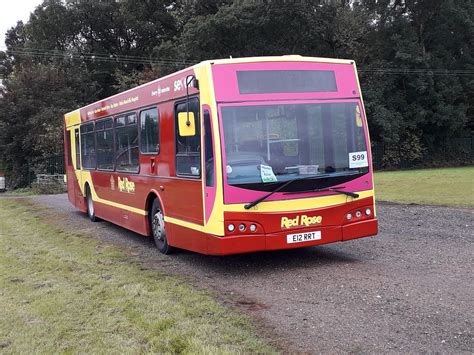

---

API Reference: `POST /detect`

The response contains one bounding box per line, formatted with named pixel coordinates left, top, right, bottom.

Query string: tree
left=0, top=0, right=180, bottom=186
left=359, top=0, right=473, bottom=166
left=0, top=0, right=472, bottom=185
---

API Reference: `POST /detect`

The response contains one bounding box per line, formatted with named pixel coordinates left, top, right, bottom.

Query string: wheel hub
left=152, top=211, right=165, bottom=241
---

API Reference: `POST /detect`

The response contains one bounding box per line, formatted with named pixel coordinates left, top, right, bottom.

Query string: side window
left=175, top=98, right=201, bottom=176
left=96, top=118, right=114, bottom=170
left=140, top=108, right=159, bottom=154
left=80, top=122, right=96, bottom=169
left=75, top=129, right=81, bottom=169
left=115, top=113, right=139, bottom=173
left=203, top=110, right=214, bottom=187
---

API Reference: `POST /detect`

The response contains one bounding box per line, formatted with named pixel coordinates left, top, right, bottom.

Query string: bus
left=64, top=55, right=378, bottom=255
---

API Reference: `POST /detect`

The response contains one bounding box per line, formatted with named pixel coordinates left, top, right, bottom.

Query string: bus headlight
left=238, top=223, right=246, bottom=232
left=227, top=224, right=235, bottom=232
left=346, top=213, right=352, bottom=220
left=249, top=224, right=257, bottom=232
left=365, top=208, right=371, bottom=216
left=355, top=210, right=362, bottom=218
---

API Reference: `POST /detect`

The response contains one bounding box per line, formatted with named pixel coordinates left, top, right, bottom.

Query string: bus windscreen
left=236, top=70, right=337, bottom=94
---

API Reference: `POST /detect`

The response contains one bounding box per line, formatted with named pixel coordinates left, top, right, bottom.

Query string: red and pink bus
left=64, top=56, right=378, bottom=255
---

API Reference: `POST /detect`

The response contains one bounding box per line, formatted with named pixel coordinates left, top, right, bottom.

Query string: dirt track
left=26, top=195, right=474, bottom=353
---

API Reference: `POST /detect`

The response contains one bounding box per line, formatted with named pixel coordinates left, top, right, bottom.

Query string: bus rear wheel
left=86, top=185, right=99, bottom=222
left=151, top=199, right=173, bottom=254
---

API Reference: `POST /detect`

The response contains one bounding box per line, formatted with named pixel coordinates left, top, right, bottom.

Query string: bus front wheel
left=86, top=185, right=99, bottom=222
left=151, top=199, right=173, bottom=255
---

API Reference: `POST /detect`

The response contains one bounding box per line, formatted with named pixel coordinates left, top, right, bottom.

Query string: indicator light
left=346, top=213, right=352, bottom=220
left=365, top=208, right=371, bottom=216
left=227, top=224, right=235, bottom=232
left=249, top=224, right=257, bottom=232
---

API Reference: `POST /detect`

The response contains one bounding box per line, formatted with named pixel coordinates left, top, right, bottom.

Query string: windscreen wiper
left=244, top=174, right=328, bottom=210
left=284, top=186, right=359, bottom=198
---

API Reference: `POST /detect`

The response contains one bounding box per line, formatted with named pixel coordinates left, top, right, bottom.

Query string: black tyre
left=150, top=199, right=173, bottom=254
left=86, top=185, right=99, bottom=222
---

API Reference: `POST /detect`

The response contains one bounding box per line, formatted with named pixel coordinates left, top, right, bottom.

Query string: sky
left=0, top=0, right=43, bottom=48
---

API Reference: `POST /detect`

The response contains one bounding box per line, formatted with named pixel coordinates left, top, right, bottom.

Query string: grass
left=0, top=199, right=275, bottom=353
left=374, top=166, right=474, bottom=208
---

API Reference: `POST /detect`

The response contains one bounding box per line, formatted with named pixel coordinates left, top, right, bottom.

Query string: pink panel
left=211, top=61, right=359, bottom=102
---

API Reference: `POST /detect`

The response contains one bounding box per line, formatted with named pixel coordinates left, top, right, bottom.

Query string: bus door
left=65, top=128, right=75, bottom=203
left=69, top=127, right=83, bottom=208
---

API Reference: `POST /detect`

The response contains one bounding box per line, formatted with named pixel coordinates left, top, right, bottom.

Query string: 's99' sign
left=349, top=151, right=368, bottom=168
left=351, top=153, right=365, bottom=162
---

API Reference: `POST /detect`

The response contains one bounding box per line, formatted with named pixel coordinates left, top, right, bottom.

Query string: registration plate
left=286, top=231, right=321, bottom=244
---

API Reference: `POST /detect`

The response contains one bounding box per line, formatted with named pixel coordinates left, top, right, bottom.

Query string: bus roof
left=65, top=55, right=355, bottom=120
left=201, top=55, right=354, bottom=66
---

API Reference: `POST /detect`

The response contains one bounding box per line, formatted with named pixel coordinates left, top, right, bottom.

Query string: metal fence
left=372, top=136, right=473, bottom=170
left=27, top=153, right=65, bottom=185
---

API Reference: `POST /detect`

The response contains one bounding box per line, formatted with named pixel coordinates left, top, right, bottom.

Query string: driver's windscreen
left=221, top=102, right=368, bottom=190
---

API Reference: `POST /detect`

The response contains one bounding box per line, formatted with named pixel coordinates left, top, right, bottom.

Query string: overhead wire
left=1, top=46, right=473, bottom=76
left=359, top=68, right=474, bottom=77
left=0, top=47, right=198, bottom=67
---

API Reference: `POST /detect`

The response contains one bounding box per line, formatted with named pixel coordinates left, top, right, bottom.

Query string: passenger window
left=140, top=108, right=159, bottom=154
left=175, top=98, right=201, bottom=176
left=80, top=122, right=96, bottom=169
left=96, top=118, right=114, bottom=170
left=203, top=110, right=214, bottom=187
left=115, top=113, right=139, bottom=173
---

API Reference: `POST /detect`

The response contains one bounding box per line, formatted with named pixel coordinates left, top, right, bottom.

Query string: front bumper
left=206, top=218, right=378, bottom=255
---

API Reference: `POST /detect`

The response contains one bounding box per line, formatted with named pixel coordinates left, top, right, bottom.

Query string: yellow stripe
left=76, top=170, right=147, bottom=216
left=165, top=190, right=374, bottom=233
left=223, top=190, right=374, bottom=213
left=164, top=216, right=207, bottom=232
left=94, top=193, right=147, bottom=216
left=194, top=63, right=226, bottom=236
left=352, top=61, right=377, bottom=217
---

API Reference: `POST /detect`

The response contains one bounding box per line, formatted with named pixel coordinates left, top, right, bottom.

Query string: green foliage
left=0, top=61, right=98, bottom=186
left=360, top=0, right=473, bottom=167
left=381, top=132, right=426, bottom=168
left=0, top=0, right=472, bottom=186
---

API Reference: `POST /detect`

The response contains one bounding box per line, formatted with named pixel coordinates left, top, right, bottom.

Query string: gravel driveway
left=27, top=194, right=473, bottom=353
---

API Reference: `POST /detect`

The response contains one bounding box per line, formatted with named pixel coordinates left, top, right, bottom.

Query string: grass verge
left=374, top=166, right=474, bottom=208
left=0, top=199, right=274, bottom=353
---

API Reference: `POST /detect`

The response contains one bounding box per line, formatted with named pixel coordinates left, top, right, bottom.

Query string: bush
left=30, top=182, right=66, bottom=195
